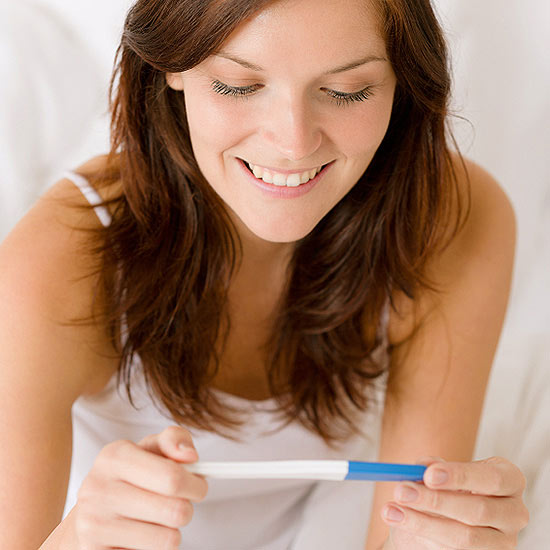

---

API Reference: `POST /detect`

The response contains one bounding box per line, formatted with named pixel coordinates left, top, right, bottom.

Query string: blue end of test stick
left=345, top=461, right=427, bottom=481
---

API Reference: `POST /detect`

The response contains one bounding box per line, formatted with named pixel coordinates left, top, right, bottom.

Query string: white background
left=1, top=0, right=548, bottom=546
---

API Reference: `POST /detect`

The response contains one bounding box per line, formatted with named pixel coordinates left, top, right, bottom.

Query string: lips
left=236, top=157, right=335, bottom=199
left=243, top=160, right=329, bottom=187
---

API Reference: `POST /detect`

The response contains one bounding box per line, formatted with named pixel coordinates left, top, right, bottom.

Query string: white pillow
left=0, top=0, right=103, bottom=240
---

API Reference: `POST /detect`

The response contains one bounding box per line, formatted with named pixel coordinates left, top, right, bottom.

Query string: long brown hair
left=72, top=0, right=467, bottom=447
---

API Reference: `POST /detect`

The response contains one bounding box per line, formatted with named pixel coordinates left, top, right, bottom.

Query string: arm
left=364, top=158, right=517, bottom=549
left=0, top=179, right=117, bottom=549
left=0, top=177, right=208, bottom=550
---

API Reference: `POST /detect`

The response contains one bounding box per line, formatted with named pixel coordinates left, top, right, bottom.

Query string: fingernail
left=428, top=468, right=449, bottom=485
left=397, top=485, right=418, bottom=503
left=178, top=443, right=198, bottom=456
left=384, top=506, right=404, bottom=522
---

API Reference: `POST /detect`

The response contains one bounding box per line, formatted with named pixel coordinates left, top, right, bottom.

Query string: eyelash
left=210, top=79, right=372, bottom=107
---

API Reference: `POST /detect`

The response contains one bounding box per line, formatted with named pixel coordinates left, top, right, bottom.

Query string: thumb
left=139, top=426, right=199, bottom=463
left=414, top=456, right=446, bottom=485
left=414, top=455, right=446, bottom=467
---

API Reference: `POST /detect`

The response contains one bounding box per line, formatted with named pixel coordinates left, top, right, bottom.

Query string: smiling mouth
left=240, top=158, right=331, bottom=187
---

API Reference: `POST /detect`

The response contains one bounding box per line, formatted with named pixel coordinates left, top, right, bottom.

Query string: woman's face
left=167, top=0, right=396, bottom=244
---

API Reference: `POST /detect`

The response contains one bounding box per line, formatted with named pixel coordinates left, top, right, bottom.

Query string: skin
left=0, top=0, right=528, bottom=549
left=166, top=0, right=396, bottom=258
left=169, top=0, right=528, bottom=548
left=371, top=156, right=528, bottom=549
left=166, top=0, right=398, bottom=397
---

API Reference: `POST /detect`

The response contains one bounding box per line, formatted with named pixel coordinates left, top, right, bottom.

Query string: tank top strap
left=63, top=170, right=129, bottom=349
left=63, top=170, right=112, bottom=228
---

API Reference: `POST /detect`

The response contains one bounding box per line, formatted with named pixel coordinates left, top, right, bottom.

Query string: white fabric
left=0, top=0, right=104, bottom=241
left=66, top=364, right=386, bottom=550
left=63, top=170, right=389, bottom=549
left=474, top=332, right=550, bottom=549
left=1, top=0, right=549, bottom=546
left=433, top=2, right=550, bottom=545
left=61, top=171, right=112, bottom=226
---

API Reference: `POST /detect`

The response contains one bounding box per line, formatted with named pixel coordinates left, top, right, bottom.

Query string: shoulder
left=0, top=154, right=120, bottom=397
left=452, top=154, right=516, bottom=245
left=388, top=153, right=516, bottom=345
left=46, top=153, right=123, bottom=215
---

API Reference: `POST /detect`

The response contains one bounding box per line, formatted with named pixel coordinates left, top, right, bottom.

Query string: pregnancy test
left=184, top=460, right=426, bottom=482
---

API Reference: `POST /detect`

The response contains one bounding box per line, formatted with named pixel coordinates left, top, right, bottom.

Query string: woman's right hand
left=71, top=426, right=208, bottom=550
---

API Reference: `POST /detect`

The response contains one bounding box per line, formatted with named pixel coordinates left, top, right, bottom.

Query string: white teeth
left=245, top=161, right=323, bottom=187
left=272, top=173, right=287, bottom=186
left=286, top=173, right=301, bottom=187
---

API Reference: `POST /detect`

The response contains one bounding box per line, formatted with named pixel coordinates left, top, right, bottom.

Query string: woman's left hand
left=381, top=456, right=529, bottom=549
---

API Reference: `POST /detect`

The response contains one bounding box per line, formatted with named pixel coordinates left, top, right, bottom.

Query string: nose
left=260, top=91, right=322, bottom=161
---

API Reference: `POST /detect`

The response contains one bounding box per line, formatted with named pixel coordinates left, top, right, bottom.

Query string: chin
left=244, top=217, right=318, bottom=244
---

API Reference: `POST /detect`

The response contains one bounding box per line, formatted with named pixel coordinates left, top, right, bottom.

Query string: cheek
left=185, top=93, right=248, bottom=158
left=184, top=86, right=394, bottom=171
left=335, top=102, right=394, bottom=160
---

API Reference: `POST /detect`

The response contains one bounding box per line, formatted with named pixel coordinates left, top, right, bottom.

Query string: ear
left=166, top=72, right=184, bottom=91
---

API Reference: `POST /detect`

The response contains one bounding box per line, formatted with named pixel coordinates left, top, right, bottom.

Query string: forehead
left=212, top=0, right=387, bottom=70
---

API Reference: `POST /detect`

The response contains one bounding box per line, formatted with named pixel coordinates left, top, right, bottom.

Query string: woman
left=0, top=0, right=528, bottom=548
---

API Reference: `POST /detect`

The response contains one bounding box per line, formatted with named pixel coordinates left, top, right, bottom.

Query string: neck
left=229, top=210, right=295, bottom=277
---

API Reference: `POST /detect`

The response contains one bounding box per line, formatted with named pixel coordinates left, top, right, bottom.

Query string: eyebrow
left=214, top=51, right=388, bottom=75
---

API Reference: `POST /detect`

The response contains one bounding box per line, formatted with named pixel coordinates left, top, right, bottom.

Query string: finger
left=414, top=456, right=446, bottom=484
left=388, top=527, right=444, bottom=550
left=139, top=425, right=199, bottom=463
left=104, top=479, right=195, bottom=529
left=381, top=504, right=510, bottom=549
left=86, top=514, right=182, bottom=550
left=394, top=481, right=526, bottom=533
left=100, top=439, right=208, bottom=501
left=423, top=456, right=525, bottom=497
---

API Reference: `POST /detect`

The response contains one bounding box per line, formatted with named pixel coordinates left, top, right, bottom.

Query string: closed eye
left=209, top=79, right=373, bottom=107
left=322, top=86, right=372, bottom=106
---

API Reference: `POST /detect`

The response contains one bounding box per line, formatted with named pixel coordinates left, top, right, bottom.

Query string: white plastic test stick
left=184, top=460, right=427, bottom=482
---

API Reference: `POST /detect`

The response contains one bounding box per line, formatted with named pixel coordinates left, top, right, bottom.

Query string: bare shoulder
left=45, top=153, right=123, bottom=213
left=0, top=154, right=122, bottom=547
left=388, top=153, right=516, bottom=345
left=0, top=154, right=120, bottom=397
left=453, top=153, right=516, bottom=238
left=366, top=158, right=516, bottom=547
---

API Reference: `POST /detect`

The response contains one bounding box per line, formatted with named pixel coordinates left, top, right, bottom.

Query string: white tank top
left=62, top=171, right=390, bottom=550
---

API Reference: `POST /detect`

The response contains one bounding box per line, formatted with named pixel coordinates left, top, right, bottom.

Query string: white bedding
left=1, top=0, right=548, bottom=546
